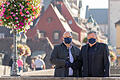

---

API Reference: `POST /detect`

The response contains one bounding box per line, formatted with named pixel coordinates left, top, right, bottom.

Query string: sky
left=81, top=0, right=108, bottom=18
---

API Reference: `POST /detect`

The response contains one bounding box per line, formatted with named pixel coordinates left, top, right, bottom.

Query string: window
left=53, top=31, right=60, bottom=41
left=47, top=17, right=52, bottom=23
left=39, top=31, right=46, bottom=38
left=40, top=33, right=45, bottom=38
left=72, top=32, right=78, bottom=40
left=0, top=33, right=4, bottom=39
left=68, top=20, right=72, bottom=24
left=54, top=33, right=59, bottom=40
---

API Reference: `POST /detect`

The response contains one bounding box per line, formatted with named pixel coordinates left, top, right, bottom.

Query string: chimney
left=56, top=0, right=62, bottom=14
left=85, top=5, right=89, bottom=18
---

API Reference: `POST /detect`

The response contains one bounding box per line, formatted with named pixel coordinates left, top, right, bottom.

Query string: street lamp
left=11, top=30, right=20, bottom=76
left=11, top=32, right=27, bottom=76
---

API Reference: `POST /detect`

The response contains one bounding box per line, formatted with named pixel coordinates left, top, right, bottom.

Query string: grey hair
left=87, top=31, right=97, bottom=36
left=87, top=31, right=98, bottom=39
left=63, top=31, right=72, bottom=37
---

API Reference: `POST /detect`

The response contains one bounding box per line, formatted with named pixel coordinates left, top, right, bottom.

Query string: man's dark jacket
left=80, top=42, right=110, bottom=77
left=50, top=43, right=82, bottom=77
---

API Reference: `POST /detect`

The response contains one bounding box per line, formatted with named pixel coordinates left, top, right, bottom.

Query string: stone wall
left=0, top=38, right=13, bottom=65
left=0, top=66, right=10, bottom=76
left=0, top=77, right=120, bottom=80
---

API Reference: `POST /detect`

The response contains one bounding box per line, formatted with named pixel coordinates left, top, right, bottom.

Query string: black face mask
left=88, top=38, right=96, bottom=44
left=64, top=37, right=72, bottom=44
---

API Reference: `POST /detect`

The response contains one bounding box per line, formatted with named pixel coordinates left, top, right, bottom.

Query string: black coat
left=80, top=42, right=110, bottom=77
left=50, top=43, right=82, bottom=77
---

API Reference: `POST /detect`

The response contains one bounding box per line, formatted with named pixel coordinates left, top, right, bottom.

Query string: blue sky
left=81, top=0, right=108, bottom=18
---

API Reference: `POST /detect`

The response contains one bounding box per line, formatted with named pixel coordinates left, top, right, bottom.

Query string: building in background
left=109, top=0, right=120, bottom=48
left=86, top=6, right=108, bottom=36
left=115, top=20, right=120, bottom=64
left=115, top=21, right=120, bottom=54
left=27, top=4, right=81, bottom=47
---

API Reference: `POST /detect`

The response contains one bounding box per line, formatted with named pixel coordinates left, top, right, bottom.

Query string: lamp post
left=11, top=32, right=27, bottom=75
left=11, top=30, right=20, bottom=76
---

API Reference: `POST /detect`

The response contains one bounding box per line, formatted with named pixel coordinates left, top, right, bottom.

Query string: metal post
left=23, top=56, right=26, bottom=72
left=11, top=29, right=19, bottom=76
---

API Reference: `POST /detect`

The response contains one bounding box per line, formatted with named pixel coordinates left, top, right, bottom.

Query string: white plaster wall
left=109, top=0, right=120, bottom=47
left=99, top=24, right=108, bottom=35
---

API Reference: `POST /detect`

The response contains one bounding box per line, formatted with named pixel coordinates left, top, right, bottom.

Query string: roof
left=52, top=4, right=72, bottom=32
left=63, top=1, right=86, bottom=31
left=86, top=7, right=108, bottom=24
left=0, top=26, right=13, bottom=37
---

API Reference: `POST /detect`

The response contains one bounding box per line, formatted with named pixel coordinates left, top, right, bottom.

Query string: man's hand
left=71, top=62, right=78, bottom=70
left=65, top=61, right=72, bottom=68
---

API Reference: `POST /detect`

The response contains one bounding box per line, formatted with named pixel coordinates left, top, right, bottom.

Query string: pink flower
left=28, top=22, right=31, bottom=25
left=2, top=4, right=4, bottom=7
left=21, top=5, right=24, bottom=8
left=0, top=13, right=3, bottom=17
left=15, top=28, right=19, bottom=29
left=15, top=17, right=18, bottom=19
left=25, top=8, right=27, bottom=10
left=16, top=24, right=18, bottom=26
left=16, top=9, right=18, bottom=11
left=34, top=16, right=36, bottom=19
left=24, top=16, right=26, bottom=19
left=21, top=14, right=24, bottom=16
left=19, top=4, right=22, bottom=6
left=11, top=12, right=14, bottom=14
left=25, top=29, right=27, bottom=32
left=7, top=2, right=10, bottom=6
left=26, top=11, right=29, bottom=14
left=19, top=22, right=24, bottom=26
left=4, top=15, right=6, bottom=17
left=3, top=8, right=5, bottom=12
left=13, top=14, right=16, bottom=16
left=19, top=26, right=23, bottom=28
left=20, top=9, right=22, bottom=12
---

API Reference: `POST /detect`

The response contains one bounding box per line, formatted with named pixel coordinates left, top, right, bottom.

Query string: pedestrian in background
left=31, top=59, right=35, bottom=71
left=17, top=57, right=23, bottom=72
left=34, top=55, right=46, bottom=70
left=9, top=56, right=13, bottom=75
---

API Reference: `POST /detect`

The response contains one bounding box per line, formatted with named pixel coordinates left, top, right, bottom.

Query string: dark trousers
left=18, top=67, right=22, bottom=72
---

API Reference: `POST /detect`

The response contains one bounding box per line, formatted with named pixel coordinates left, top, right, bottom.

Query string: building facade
left=26, top=4, right=81, bottom=46
left=86, top=6, right=108, bottom=36
left=109, top=0, right=120, bottom=47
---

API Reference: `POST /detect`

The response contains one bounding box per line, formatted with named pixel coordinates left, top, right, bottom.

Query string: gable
left=86, top=9, right=108, bottom=24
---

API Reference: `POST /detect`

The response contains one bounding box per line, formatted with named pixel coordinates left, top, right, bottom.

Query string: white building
left=85, top=6, right=108, bottom=37
left=109, top=0, right=120, bottom=47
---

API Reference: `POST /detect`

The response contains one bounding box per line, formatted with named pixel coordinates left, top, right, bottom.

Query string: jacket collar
left=61, top=43, right=73, bottom=49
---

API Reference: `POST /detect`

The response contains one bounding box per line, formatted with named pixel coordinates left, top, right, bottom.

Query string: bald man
left=50, top=31, right=82, bottom=77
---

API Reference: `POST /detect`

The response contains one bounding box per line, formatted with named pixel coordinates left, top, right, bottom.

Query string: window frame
left=53, top=31, right=61, bottom=41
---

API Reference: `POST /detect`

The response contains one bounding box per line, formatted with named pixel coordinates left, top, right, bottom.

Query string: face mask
left=64, top=37, right=72, bottom=44
left=88, top=38, right=96, bottom=44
